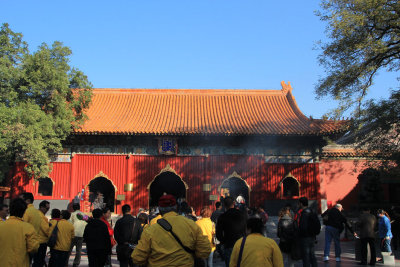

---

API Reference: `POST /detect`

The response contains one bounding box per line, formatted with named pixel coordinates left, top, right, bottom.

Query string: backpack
left=308, top=210, right=321, bottom=236
left=322, top=209, right=329, bottom=225
left=47, top=221, right=59, bottom=248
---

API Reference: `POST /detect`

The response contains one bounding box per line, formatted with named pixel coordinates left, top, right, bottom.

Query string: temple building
left=6, top=81, right=366, bottom=214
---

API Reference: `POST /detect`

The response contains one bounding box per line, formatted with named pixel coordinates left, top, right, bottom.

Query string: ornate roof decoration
left=74, top=82, right=347, bottom=136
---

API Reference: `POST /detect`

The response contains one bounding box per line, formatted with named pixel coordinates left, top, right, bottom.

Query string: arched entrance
left=87, top=171, right=117, bottom=212
left=279, top=173, right=300, bottom=198
left=219, top=171, right=251, bottom=205
left=147, top=165, right=188, bottom=207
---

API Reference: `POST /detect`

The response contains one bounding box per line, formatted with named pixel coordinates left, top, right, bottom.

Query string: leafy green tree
left=316, top=0, right=400, bottom=167
left=0, top=23, right=92, bottom=181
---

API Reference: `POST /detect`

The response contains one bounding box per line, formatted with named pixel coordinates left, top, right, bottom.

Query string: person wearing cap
left=321, top=203, right=356, bottom=262
left=131, top=194, right=211, bottom=267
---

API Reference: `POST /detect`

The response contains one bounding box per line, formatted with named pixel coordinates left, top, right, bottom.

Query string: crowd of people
left=0, top=192, right=398, bottom=267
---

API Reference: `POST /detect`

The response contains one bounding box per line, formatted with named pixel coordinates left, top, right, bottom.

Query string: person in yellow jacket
left=132, top=194, right=211, bottom=267
left=32, top=200, right=51, bottom=267
left=196, top=206, right=216, bottom=267
left=0, top=198, right=40, bottom=267
left=230, top=217, right=283, bottom=267
left=48, top=209, right=75, bottom=267
left=20, top=192, right=42, bottom=233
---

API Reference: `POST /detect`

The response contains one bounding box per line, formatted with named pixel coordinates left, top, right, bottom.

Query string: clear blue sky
left=1, top=1, right=394, bottom=118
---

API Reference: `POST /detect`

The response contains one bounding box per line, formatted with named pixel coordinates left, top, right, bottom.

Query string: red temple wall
left=7, top=154, right=321, bottom=213
left=319, top=159, right=369, bottom=209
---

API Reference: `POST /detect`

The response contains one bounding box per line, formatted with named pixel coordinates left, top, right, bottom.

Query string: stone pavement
left=66, top=216, right=399, bottom=266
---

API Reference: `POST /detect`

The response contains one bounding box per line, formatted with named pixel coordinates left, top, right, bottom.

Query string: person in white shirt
left=69, top=203, right=87, bottom=267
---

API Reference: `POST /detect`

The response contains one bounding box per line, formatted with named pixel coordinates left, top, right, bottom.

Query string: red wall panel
left=320, top=159, right=367, bottom=209
left=8, top=155, right=321, bottom=214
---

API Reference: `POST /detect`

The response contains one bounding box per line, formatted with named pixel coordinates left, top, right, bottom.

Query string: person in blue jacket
left=378, top=209, right=393, bottom=253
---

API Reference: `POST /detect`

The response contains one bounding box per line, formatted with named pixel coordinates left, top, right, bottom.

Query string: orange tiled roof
left=74, top=81, right=347, bottom=136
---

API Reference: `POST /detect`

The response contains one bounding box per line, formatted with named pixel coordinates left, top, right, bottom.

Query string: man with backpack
left=114, top=204, right=142, bottom=267
left=48, top=210, right=75, bottom=267
left=296, top=197, right=320, bottom=267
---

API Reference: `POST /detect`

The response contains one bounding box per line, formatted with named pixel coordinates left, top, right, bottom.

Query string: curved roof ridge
left=89, top=88, right=286, bottom=96
left=282, top=82, right=309, bottom=121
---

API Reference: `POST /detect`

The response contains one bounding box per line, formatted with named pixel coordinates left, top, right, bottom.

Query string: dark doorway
left=88, top=177, right=115, bottom=212
left=282, top=177, right=299, bottom=197
left=220, top=177, right=250, bottom=205
left=38, top=178, right=53, bottom=196
left=149, top=171, right=186, bottom=207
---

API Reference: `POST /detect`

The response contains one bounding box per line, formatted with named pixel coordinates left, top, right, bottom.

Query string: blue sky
left=1, top=1, right=394, bottom=118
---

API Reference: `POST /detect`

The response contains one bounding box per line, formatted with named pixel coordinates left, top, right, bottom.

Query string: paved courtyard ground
left=66, top=217, right=399, bottom=266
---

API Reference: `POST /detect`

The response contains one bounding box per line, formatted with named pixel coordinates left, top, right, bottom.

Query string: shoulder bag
left=237, top=235, right=247, bottom=267
left=47, top=221, right=59, bottom=248
left=157, top=218, right=205, bottom=267
left=117, top=218, right=137, bottom=259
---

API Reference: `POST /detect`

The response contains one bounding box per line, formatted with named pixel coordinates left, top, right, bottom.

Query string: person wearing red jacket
left=101, top=207, right=116, bottom=267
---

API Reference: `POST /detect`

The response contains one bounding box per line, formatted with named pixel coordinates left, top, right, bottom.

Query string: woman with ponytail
left=377, top=209, right=393, bottom=254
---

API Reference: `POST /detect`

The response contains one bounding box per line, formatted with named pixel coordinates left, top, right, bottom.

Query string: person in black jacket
left=83, top=209, right=112, bottom=267
left=357, top=207, right=376, bottom=266
left=277, top=206, right=296, bottom=267
left=321, top=203, right=356, bottom=262
left=296, top=197, right=318, bottom=267
left=114, top=204, right=142, bottom=267
left=216, top=196, right=246, bottom=267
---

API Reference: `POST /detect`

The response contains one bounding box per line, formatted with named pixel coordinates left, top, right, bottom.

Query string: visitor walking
left=69, top=203, right=87, bottom=267
left=322, top=203, right=356, bottom=262
left=216, top=196, right=246, bottom=267
left=101, top=207, right=116, bottom=267
left=32, top=200, right=50, bottom=267
left=357, top=207, right=376, bottom=266
left=210, top=201, right=224, bottom=259
left=211, top=201, right=223, bottom=224
left=20, top=192, right=43, bottom=264
left=196, top=206, right=216, bottom=267
left=0, top=198, right=39, bottom=267
left=377, top=209, right=392, bottom=256
left=48, top=210, right=75, bottom=267
left=114, top=204, right=142, bottom=267
left=20, top=192, right=42, bottom=233
left=257, top=207, right=269, bottom=235
left=296, top=197, right=320, bottom=267
left=230, top=217, right=283, bottom=267
left=131, top=194, right=211, bottom=267
left=277, top=206, right=296, bottom=267
left=84, top=208, right=112, bottom=267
